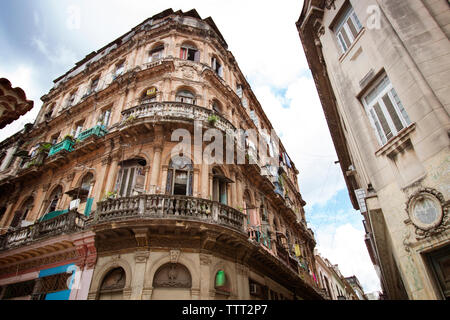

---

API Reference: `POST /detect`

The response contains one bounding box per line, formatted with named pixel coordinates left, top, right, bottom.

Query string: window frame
left=362, top=75, right=411, bottom=146
left=334, top=5, right=363, bottom=55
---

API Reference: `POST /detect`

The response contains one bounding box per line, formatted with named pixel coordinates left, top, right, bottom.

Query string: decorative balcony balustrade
left=121, top=101, right=236, bottom=133
left=91, top=194, right=245, bottom=233
left=48, top=138, right=75, bottom=157
left=77, top=125, right=108, bottom=142
left=0, top=210, right=86, bottom=251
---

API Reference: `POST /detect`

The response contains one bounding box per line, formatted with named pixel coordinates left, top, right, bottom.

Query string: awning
left=65, top=187, right=89, bottom=198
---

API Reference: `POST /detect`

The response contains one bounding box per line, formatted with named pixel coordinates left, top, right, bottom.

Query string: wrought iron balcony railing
left=90, top=194, right=245, bottom=233
left=121, top=101, right=236, bottom=133
left=0, top=210, right=86, bottom=251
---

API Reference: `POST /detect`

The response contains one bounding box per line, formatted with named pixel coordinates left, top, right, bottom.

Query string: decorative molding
left=169, top=249, right=181, bottom=264
left=324, top=0, right=336, bottom=10
left=405, top=188, right=449, bottom=240
left=199, top=253, right=212, bottom=265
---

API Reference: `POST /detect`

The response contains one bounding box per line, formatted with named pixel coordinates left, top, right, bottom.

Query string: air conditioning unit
left=70, top=199, right=81, bottom=210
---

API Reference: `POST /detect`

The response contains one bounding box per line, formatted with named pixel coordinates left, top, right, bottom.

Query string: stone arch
left=74, top=170, right=96, bottom=189
left=210, top=260, right=235, bottom=297
left=175, top=85, right=198, bottom=104
left=89, top=258, right=133, bottom=299
left=145, top=252, right=200, bottom=292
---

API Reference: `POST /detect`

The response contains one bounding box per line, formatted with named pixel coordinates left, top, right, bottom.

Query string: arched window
left=212, top=168, right=231, bottom=205
left=115, top=158, right=146, bottom=197
left=46, top=186, right=63, bottom=214
left=140, top=87, right=158, bottom=104
left=148, top=44, right=164, bottom=62
left=166, top=156, right=193, bottom=196
left=153, top=263, right=192, bottom=288
left=98, top=268, right=125, bottom=300
left=176, top=90, right=196, bottom=104
left=80, top=173, right=94, bottom=202
left=11, top=197, right=34, bottom=228
left=44, top=104, right=55, bottom=121
left=212, top=100, right=222, bottom=114
left=215, top=270, right=230, bottom=293
left=180, top=43, right=199, bottom=62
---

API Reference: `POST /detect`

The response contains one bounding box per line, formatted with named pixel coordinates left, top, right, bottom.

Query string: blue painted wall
left=39, top=263, right=76, bottom=300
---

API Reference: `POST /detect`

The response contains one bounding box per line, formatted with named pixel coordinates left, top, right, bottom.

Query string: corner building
left=297, top=0, right=450, bottom=300
left=0, top=9, right=325, bottom=300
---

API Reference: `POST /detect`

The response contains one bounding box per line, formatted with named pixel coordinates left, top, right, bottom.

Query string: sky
left=0, top=0, right=381, bottom=294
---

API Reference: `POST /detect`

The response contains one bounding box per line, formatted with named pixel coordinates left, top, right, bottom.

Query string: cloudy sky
left=0, top=0, right=381, bottom=294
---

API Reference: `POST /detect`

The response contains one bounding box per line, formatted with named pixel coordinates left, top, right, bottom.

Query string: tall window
left=166, top=156, right=193, bottom=196
left=212, top=168, right=229, bottom=205
left=10, top=197, right=34, bottom=228
left=212, top=100, right=222, bottom=114
left=66, top=91, right=77, bottom=108
left=78, top=173, right=93, bottom=202
left=50, top=133, right=60, bottom=145
left=236, top=84, right=243, bottom=99
left=334, top=5, right=363, bottom=54
left=211, top=57, right=223, bottom=77
left=176, top=90, right=196, bottom=104
left=141, top=87, right=158, bottom=104
left=88, top=77, right=100, bottom=95
left=115, top=158, right=146, bottom=197
left=148, top=45, right=164, bottom=62
left=72, top=120, right=85, bottom=139
left=98, top=108, right=112, bottom=127
left=98, top=268, right=125, bottom=300
left=46, top=186, right=62, bottom=213
left=362, top=75, right=411, bottom=145
left=114, top=61, right=125, bottom=78
left=180, top=44, right=200, bottom=62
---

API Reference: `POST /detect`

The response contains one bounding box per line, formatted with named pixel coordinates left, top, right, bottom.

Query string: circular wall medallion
left=409, top=192, right=443, bottom=231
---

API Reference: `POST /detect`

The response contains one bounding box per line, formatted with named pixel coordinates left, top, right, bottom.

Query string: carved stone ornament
left=153, top=263, right=192, bottom=288
left=323, top=0, right=336, bottom=10
left=405, top=188, right=449, bottom=240
left=170, top=249, right=181, bottom=264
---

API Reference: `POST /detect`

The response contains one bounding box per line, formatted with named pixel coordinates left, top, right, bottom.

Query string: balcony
left=121, top=101, right=236, bottom=133
left=90, top=194, right=245, bottom=233
left=77, top=125, right=108, bottom=142
left=0, top=210, right=86, bottom=251
left=48, top=138, right=75, bottom=157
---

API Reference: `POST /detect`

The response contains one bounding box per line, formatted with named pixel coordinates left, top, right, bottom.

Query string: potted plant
left=104, top=191, right=117, bottom=200
left=63, top=134, right=75, bottom=141
left=207, top=115, right=218, bottom=126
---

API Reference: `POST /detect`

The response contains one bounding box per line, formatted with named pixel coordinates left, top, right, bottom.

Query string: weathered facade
left=314, top=252, right=360, bottom=300
left=0, top=78, right=33, bottom=129
left=297, top=0, right=450, bottom=300
left=0, top=9, right=325, bottom=300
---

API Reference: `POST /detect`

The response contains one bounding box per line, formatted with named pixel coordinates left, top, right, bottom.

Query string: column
left=193, top=168, right=200, bottom=197
left=149, top=147, right=162, bottom=194
left=103, top=156, right=119, bottom=195
left=130, top=251, right=150, bottom=300
left=201, top=162, right=209, bottom=199
left=231, top=171, right=237, bottom=208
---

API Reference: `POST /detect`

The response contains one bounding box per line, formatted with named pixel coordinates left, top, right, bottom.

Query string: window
left=114, top=62, right=125, bottom=78
left=334, top=5, right=363, bottom=54
left=50, top=133, right=60, bottom=145
left=211, top=57, right=223, bottom=77
left=115, top=158, right=146, bottom=197
left=212, top=168, right=230, bottom=205
left=148, top=45, right=164, bottom=62
left=249, top=110, right=259, bottom=127
left=46, top=186, right=62, bottom=213
left=88, top=77, right=100, bottom=95
left=242, top=96, right=248, bottom=109
left=166, top=156, right=193, bottom=196
left=44, top=104, right=55, bottom=120
left=362, top=75, right=411, bottom=145
left=212, top=100, right=222, bottom=114
left=236, top=84, right=243, bottom=98
left=176, top=90, right=196, bottom=104
left=141, top=87, right=158, bottom=104
left=215, top=270, right=230, bottom=293
left=180, top=44, right=199, bottom=62
left=10, top=197, right=34, bottom=228
left=66, top=91, right=77, bottom=108
left=72, top=120, right=85, bottom=139
left=98, top=109, right=112, bottom=127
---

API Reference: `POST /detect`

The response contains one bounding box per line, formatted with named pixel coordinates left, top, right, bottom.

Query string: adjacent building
left=297, top=0, right=450, bottom=300
left=315, top=252, right=360, bottom=300
left=0, top=9, right=326, bottom=300
left=0, top=78, right=33, bottom=129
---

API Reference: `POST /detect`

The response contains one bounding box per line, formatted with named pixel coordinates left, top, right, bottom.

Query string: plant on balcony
left=103, top=191, right=117, bottom=200
left=63, top=134, right=75, bottom=142
left=207, top=115, right=218, bottom=126
left=38, top=143, right=52, bottom=154
left=124, top=115, right=136, bottom=125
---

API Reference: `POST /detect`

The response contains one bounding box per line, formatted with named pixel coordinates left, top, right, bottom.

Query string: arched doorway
left=98, top=267, right=126, bottom=300
left=152, top=263, right=192, bottom=300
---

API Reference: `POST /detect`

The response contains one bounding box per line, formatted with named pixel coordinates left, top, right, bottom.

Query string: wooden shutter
left=373, top=102, right=393, bottom=140
left=382, top=94, right=404, bottom=132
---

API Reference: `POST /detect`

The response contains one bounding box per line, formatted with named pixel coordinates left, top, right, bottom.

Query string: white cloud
left=315, top=223, right=382, bottom=293
left=32, top=37, right=77, bottom=68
